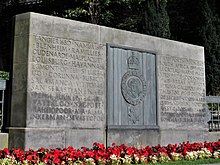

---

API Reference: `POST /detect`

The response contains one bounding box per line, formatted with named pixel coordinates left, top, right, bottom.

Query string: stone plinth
left=0, top=133, right=8, bottom=149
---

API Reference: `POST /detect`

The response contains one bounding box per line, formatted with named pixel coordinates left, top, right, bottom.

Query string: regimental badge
left=121, top=52, right=147, bottom=106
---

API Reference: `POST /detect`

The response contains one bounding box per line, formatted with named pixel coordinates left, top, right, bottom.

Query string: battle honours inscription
left=9, top=12, right=209, bottom=149
left=29, top=35, right=105, bottom=127
left=159, top=56, right=207, bottom=127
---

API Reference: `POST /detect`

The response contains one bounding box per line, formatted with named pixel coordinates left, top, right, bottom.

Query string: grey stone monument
left=9, top=12, right=209, bottom=150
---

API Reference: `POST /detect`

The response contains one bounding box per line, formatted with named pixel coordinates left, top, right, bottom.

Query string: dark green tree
left=51, top=0, right=113, bottom=25
left=168, top=0, right=220, bottom=95
left=109, top=0, right=145, bottom=32
left=197, top=0, right=220, bottom=95
left=167, top=0, right=201, bottom=43
left=143, top=0, right=170, bottom=38
left=51, top=0, right=170, bottom=38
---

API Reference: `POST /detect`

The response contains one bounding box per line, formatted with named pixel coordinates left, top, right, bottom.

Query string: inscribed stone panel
left=159, top=55, right=207, bottom=129
left=27, top=34, right=106, bottom=128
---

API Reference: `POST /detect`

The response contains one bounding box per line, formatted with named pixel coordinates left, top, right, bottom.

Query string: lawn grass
left=147, top=158, right=220, bottom=164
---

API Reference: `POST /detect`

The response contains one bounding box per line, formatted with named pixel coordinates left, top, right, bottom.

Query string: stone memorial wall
left=9, top=12, right=208, bottom=149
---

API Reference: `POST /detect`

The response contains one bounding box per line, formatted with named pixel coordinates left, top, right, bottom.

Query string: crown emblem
left=127, top=52, right=139, bottom=70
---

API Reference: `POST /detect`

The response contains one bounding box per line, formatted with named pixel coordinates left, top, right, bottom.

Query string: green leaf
left=0, top=71, right=9, bottom=80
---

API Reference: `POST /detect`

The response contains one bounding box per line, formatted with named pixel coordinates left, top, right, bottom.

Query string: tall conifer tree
left=144, top=0, right=170, bottom=38
left=168, top=0, right=220, bottom=95
left=197, top=0, right=220, bottom=95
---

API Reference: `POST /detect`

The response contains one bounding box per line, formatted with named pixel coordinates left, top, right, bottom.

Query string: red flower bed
left=1, top=140, right=220, bottom=164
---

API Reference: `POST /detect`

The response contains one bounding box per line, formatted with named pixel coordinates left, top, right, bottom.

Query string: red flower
left=182, top=149, right=187, bottom=156
left=3, top=148, right=10, bottom=155
left=43, top=157, right=49, bottom=163
left=207, top=147, right=213, bottom=153
left=143, top=151, right=149, bottom=157
left=112, top=143, right=116, bottom=147
left=53, top=158, right=61, bottom=164
left=26, top=155, right=32, bottom=162
left=126, top=147, right=133, bottom=155
left=84, top=150, right=95, bottom=158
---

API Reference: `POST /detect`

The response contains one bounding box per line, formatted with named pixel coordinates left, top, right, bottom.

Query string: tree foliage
left=51, top=0, right=170, bottom=38
left=143, top=0, right=170, bottom=38
left=0, top=0, right=220, bottom=95
left=167, top=0, right=220, bottom=95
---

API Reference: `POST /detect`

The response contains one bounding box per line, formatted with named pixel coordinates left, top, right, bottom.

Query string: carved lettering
left=29, top=35, right=105, bottom=125
left=159, top=55, right=207, bottom=126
